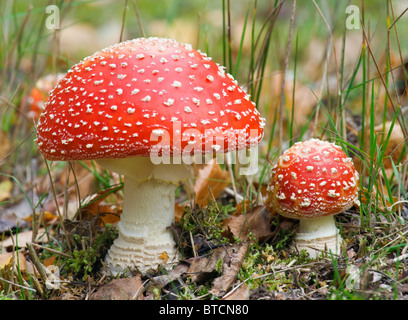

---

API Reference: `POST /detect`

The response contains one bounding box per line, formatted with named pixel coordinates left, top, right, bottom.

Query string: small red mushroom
left=268, top=138, right=359, bottom=258
left=26, top=74, right=64, bottom=121
left=35, top=37, right=265, bottom=275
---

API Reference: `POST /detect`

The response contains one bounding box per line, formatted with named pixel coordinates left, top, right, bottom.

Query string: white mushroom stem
left=295, top=215, right=342, bottom=258
left=97, top=157, right=192, bottom=275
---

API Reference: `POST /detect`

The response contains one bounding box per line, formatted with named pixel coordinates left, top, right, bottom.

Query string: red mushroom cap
left=35, top=37, right=265, bottom=161
left=27, top=73, right=64, bottom=121
left=268, top=139, right=359, bottom=219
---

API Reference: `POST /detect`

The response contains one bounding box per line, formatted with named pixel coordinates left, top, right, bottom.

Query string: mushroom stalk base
left=104, top=177, right=178, bottom=275
left=294, top=215, right=342, bottom=258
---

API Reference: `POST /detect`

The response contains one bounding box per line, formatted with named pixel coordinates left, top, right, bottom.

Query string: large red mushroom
left=36, top=37, right=265, bottom=275
left=268, top=139, right=360, bottom=258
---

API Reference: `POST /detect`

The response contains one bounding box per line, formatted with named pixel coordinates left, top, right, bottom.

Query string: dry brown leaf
left=210, top=242, right=249, bottom=297
left=22, top=211, right=59, bottom=226
left=194, top=159, right=230, bottom=207
left=374, top=122, right=406, bottom=175
left=90, top=274, right=144, bottom=300
left=174, top=202, right=187, bottom=222
left=222, top=283, right=250, bottom=300
left=43, top=255, right=57, bottom=267
left=223, top=205, right=272, bottom=242
left=234, top=200, right=252, bottom=216
left=1, top=228, right=47, bottom=250
left=0, top=251, right=27, bottom=272
left=185, top=246, right=229, bottom=283
left=80, top=186, right=122, bottom=225
left=150, top=262, right=189, bottom=288
left=96, top=203, right=122, bottom=225
left=359, top=186, right=402, bottom=213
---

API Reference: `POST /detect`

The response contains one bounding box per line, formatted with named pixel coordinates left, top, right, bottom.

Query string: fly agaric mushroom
left=268, top=139, right=359, bottom=258
left=35, top=37, right=265, bottom=275
left=26, top=73, right=65, bottom=121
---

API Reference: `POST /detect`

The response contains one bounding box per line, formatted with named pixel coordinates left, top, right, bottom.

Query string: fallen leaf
left=223, top=205, right=272, bottom=242
left=185, top=246, right=229, bottom=283
left=43, top=255, right=57, bottom=267
left=210, top=242, right=249, bottom=297
left=0, top=251, right=27, bottom=272
left=359, top=186, right=401, bottom=213
left=150, top=262, right=189, bottom=288
left=374, top=122, right=406, bottom=176
left=22, top=211, right=59, bottom=226
left=194, top=159, right=230, bottom=207
left=222, top=283, right=250, bottom=300
left=79, top=185, right=122, bottom=225
left=174, top=202, right=187, bottom=222
left=0, top=179, right=12, bottom=203
left=90, top=274, right=144, bottom=300
left=1, top=228, right=47, bottom=250
left=234, top=200, right=252, bottom=216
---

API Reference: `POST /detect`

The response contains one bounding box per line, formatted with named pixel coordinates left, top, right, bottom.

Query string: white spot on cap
left=171, top=81, right=182, bottom=88
left=327, top=190, right=340, bottom=198
left=277, top=192, right=286, bottom=200
left=141, top=95, right=151, bottom=102
left=164, top=98, right=174, bottom=106
left=299, top=198, right=311, bottom=207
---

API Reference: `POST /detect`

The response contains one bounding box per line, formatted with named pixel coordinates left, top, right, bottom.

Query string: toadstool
left=267, top=139, right=359, bottom=258
left=35, top=37, right=265, bottom=275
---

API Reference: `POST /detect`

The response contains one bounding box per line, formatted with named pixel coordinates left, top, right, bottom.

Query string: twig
left=26, top=242, right=48, bottom=283
left=0, top=276, right=36, bottom=292
left=132, top=0, right=145, bottom=37
left=42, top=154, right=73, bottom=254
left=119, top=0, right=128, bottom=42
left=29, top=240, right=73, bottom=258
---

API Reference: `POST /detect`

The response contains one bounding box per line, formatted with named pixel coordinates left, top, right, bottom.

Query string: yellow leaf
left=0, top=252, right=26, bottom=272
left=23, top=211, right=59, bottom=225
left=159, top=251, right=169, bottom=263
left=0, top=179, right=12, bottom=203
